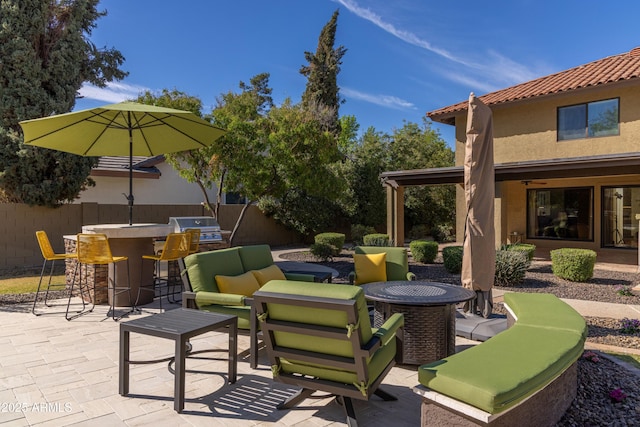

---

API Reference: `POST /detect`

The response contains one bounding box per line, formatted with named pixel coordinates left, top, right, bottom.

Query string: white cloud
left=342, top=87, right=415, bottom=109
left=78, top=82, right=150, bottom=103
left=335, top=0, right=539, bottom=91
left=334, top=0, right=473, bottom=66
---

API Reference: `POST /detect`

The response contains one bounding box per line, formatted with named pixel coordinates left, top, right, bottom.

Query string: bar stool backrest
left=159, top=232, right=190, bottom=261
left=77, top=233, right=115, bottom=264
left=184, top=228, right=201, bottom=254
left=36, top=230, right=57, bottom=260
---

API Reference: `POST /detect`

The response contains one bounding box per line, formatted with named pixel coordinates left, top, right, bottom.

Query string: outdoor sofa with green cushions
left=253, top=280, right=404, bottom=427
left=179, top=244, right=314, bottom=368
left=348, top=246, right=416, bottom=285
left=413, top=293, right=587, bottom=427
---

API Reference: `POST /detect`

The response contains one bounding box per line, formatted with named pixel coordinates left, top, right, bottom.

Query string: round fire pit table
left=361, top=281, right=476, bottom=365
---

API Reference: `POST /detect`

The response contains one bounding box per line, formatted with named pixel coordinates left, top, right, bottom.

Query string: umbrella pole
left=128, top=125, right=134, bottom=226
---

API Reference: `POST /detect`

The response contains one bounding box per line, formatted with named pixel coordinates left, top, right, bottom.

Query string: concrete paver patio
left=0, top=298, right=429, bottom=426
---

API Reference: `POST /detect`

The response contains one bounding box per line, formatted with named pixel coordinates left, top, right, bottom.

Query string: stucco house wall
left=75, top=160, right=216, bottom=205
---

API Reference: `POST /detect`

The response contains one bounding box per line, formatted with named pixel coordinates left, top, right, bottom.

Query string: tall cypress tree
left=300, top=9, right=347, bottom=135
left=0, top=0, right=127, bottom=206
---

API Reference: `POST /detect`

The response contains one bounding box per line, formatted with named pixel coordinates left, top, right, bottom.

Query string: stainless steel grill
left=168, top=216, right=223, bottom=243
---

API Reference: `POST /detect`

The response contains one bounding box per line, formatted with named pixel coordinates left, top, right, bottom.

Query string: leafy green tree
left=0, top=0, right=127, bottom=206
left=387, top=119, right=455, bottom=233
left=300, top=9, right=346, bottom=135
left=134, top=88, right=225, bottom=217
left=339, top=126, right=388, bottom=228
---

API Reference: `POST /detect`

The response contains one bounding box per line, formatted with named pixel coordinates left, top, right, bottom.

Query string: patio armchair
left=348, top=246, right=416, bottom=285
left=253, top=280, right=404, bottom=427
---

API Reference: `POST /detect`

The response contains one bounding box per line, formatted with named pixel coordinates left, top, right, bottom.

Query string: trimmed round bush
left=550, top=248, right=597, bottom=282
left=350, top=224, right=376, bottom=246
left=363, top=233, right=390, bottom=247
left=494, top=250, right=529, bottom=286
left=502, top=243, right=536, bottom=262
left=410, top=240, right=439, bottom=264
left=442, top=245, right=463, bottom=274
left=314, top=232, right=345, bottom=256
left=310, top=243, right=334, bottom=261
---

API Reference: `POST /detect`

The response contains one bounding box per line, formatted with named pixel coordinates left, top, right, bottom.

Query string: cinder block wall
left=0, top=203, right=301, bottom=270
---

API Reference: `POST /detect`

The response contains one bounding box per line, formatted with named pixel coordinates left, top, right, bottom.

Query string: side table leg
left=175, top=337, right=186, bottom=413
left=119, top=328, right=130, bottom=396
left=249, top=303, right=258, bottom=369
left=229, top=319, right=237, bottom=384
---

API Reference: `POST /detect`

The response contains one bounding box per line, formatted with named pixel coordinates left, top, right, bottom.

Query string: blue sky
left=77, top=0, right=640, bottom=148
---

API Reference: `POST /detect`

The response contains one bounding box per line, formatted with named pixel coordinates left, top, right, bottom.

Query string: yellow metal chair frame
left=137, top=232, right=189, bottom=311
left=32, top=230, right=77, bottom=316
left=67, top=233, right=132, bottom=321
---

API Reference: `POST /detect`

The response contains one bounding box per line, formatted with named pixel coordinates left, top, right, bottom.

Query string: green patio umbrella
left=19, top=101, right=226, bottom=225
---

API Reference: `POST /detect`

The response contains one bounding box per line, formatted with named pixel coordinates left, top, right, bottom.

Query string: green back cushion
left=184, top=247, right=244, bottom=293
left=238, top=244, right=274, bottom=271
left=418, top=324, right=584, bottom=414
left=259, top=280, right=373, bottom=354
left=355, top=246, right=409, bottom=281
left=504, top=293, right=587, bottom=338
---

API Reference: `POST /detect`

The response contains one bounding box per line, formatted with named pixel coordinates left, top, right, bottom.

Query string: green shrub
left=494, top=250, right=529, bottom=286
left=363, top=233, right=390, bottom=247
left=350, top=224, right=376, bottom=246
left=408, top=224, right=430, bottom=240
left=501, top=243, right=536, bottom=262
left=442, top=245, right=463, bottom=274
left=433, top=224, right=455, bottom=243
left=410, top=240, right=439, bottom=264
left=314, top=232, right=345, bottom=256
left=550, top=248, right=597, bottom=282
left=310, top=243, right=334, bottom=261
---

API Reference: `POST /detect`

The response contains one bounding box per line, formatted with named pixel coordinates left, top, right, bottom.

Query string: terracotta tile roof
left=428, top=47, right=640, bottom=123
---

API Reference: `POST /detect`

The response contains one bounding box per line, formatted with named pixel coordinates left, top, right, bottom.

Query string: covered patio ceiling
left=380, top=152, right=640, bottom=187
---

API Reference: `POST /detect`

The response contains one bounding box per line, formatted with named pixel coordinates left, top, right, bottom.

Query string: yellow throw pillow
left=354, top=253, right=387, bottom=285
left=251, top=264, right=287, bottom=287
left=215, top=271, right=260, bottom=296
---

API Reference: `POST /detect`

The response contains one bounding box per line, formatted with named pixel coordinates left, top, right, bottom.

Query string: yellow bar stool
left=137, top=232, right=190, bottom=311
left=67, top=233, right=132, bottom=321
left=184, top=228, right=201, bottom=255
left=32, top=230, right=77, bottom=316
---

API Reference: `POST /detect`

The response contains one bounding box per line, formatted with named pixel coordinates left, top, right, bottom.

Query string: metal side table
left=119, top=308, right=237, bottom=413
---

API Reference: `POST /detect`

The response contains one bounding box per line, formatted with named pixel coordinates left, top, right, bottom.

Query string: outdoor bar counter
left=64, top=223, right=173, bottom=307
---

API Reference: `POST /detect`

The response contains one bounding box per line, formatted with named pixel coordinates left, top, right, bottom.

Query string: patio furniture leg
left=229, top=319, right=238, bottom=384
left=175, top=336, right=187, bottom=413
left=277, top=388, right=315, bottom=410
left=119, top=328, right=130, bottom=396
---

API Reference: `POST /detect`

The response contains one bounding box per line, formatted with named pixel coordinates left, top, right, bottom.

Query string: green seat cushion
left=184, top=248, right=244, bottom=293
left=238, top=244, right=274, bottom=271
left=198, top=304, right=252, bottom=330
left=280, top=336, right=396, bottom=391
left=504, top=293, right=587, bottom=338
left=418, top=325, right=584, bottom=414
left=258, top=280, right=373, bottom=354
left=354, top=246, right=409, bottom=281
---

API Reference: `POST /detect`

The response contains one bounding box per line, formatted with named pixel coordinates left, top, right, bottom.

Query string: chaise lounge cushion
left=418, top=324, right=585, bottom=414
